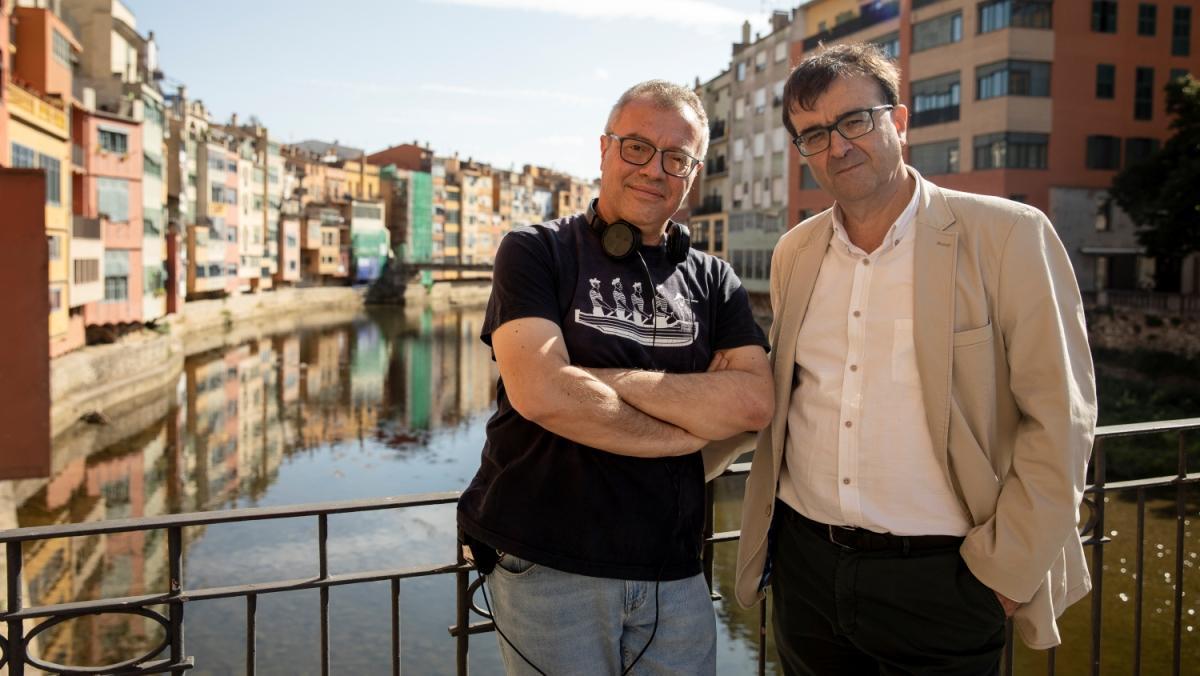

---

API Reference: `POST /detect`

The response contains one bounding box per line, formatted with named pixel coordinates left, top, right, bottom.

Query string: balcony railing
left=693, top=195, right=724, bottom=216
left=709, top=119, right=726, bottom=141
left=1, top=418, right=1197, bottom=675
left=71, top=216, right=102, bottom=240
left=5, top=82, right=67, bottom=136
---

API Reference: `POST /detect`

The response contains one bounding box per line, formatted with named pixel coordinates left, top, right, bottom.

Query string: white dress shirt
left=778, top=180, right=971, bottom=536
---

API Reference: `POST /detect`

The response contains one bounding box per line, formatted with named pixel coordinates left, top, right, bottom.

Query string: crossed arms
left=492, top=316, right=773, bottom=459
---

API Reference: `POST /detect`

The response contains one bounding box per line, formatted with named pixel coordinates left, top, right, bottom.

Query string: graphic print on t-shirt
left=574, top=276, right=697, bottom=347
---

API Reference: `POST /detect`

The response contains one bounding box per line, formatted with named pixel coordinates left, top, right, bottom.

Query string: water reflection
left=5, top=307, right=1196, bottom=674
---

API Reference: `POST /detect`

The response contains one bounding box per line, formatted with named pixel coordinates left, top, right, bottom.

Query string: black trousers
left=771, top=503, right=1006, bottom=676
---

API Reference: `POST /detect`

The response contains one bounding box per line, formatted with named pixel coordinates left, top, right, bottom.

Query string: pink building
left=73, top=105, right=144, bottom=328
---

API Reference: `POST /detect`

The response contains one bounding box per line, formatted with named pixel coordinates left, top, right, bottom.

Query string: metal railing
left=1, top=419, right=1197, bottom=674
left=1085, top=290, right=1200, bottom=315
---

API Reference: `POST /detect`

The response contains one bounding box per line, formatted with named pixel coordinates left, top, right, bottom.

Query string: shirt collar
left=830, top=176, right=921, bottom=257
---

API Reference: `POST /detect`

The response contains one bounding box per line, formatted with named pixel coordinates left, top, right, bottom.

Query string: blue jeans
left=483, top=553, right=717, bottom=675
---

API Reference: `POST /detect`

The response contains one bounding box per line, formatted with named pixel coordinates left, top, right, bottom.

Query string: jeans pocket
left=494, top=553, right=539, bottom=578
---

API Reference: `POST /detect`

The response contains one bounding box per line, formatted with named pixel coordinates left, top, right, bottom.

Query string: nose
left=637, top=151, right=667, bottom=179
left=828, top=130, right=854, bottom=159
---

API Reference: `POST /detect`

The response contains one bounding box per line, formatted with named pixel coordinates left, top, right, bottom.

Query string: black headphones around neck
left=586, top=199, right=690, bottom=264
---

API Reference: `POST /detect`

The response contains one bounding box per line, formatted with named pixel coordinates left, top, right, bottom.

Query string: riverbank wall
left=49, top=282, right=492, bottom=442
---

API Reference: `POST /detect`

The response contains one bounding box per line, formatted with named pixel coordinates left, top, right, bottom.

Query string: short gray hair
left=605, top=80, right=710, bottom=160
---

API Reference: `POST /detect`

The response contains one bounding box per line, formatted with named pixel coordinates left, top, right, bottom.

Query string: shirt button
left=862, top=259, right=870, bottom=266
left=849, top=364, right=858, bottom=372
left=844, top=420, right=853, bottom=428
left=852, top=310, right=861, bottom=318
left=843, top=478, right=851, bottom=485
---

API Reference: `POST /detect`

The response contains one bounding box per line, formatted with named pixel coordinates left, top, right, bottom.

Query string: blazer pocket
left=952, top=322, right=993, bottom=348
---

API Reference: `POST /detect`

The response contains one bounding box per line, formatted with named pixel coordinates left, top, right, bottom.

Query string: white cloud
left=424, top=0, right=749, bottom=28
left=593, top=67, right=610, bottom=81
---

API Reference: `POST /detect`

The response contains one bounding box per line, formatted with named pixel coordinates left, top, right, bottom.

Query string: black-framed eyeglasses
left=604, top=133, right=701, bottom=178
left=791, top=105, right=895, bottom=157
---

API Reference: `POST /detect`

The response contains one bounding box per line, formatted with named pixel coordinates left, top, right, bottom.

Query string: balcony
left=910, top=106, right=960, bottom=128
left=6, top=81, right=68, bottom=138
left=802, top=1, right=900, bottom=51
left=693, top=195, right=724, bottom=216
left=705, top=157, right=728, bottom=177
left=709, top=119, right=727, bottom=141
left=72, top=216, right=102, bottom=240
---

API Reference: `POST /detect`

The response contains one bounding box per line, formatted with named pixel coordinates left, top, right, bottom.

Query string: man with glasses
left=727, top=44, right=1096, bottom=673
left=458, top=80, right=772, bottom=675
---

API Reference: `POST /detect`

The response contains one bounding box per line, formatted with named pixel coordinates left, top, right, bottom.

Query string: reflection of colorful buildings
left=13, top=308, right=500, bottom=665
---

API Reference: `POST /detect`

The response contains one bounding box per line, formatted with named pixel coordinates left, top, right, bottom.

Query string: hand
left=994, top=591, right=1020, bottom=618
left=707, top=351, right=731, bottom=372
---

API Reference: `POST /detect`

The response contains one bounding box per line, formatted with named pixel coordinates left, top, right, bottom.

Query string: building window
left=47, top=235, right=61, bottom=261
left=800, top=165, right=822, bottom=190
left=104, top=250, right=130, bottom=301
left=49, top=287, right=62, bottom=313
left=713, top=219, right=724, bottom=251
left=1124, top=137, right=1161, bottom=166
left=976, top=60, right=1051, bottom=99
left=1086, top=135, right=1122, bottom=169
left=1171, top=68, right=1191, bottom=83
left=52, top=29, right=72, bottom=66
left=978, top=0, right=1053, bottom=33
left=872, top=31, right=900, bottom=59
left=1135, top=67, right=1155, bottom=119
left=736, top=62, right=747, bottom=81
left=97, top=178, right=131, bottom=222
left=775, top=41, right=787, bottom=63
left=99, top=129, right=129, bottom=154
left=1096, top=64, right=1116, bottom=98
left=913, top=11, right=963, bottom=52
left=1093, top=0, right=1118, bottom=32
left=11, top=143, right=35, bottom=168
left=38, top=154, right=61, bottom=205
left=74, top=259, right=100, bottom=284
left=911, top=72, right=961, bottom=127
left=1138, top=3, right=1158, bottom=35
left=911, top=140, right=960, bottom=175
left=973, top=132, right=1049, bottom=169
left=1174, top=6, right=1192, bottom=56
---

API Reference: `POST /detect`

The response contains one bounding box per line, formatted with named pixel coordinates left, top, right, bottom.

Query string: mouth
left=627, top=184, right=664, bottom=199
left=833, top=162, right=864, bottom=175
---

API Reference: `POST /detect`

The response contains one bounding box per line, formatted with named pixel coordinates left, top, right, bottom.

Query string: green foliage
left=1109, top=75, right=1200, bottom=257
left=1093, top=348, right=1200, bottom=480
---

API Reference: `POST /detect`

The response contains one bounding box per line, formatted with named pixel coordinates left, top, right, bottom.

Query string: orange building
left=779, top=0, right=1199, bottom=295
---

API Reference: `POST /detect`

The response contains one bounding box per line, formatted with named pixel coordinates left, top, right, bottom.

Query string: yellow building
left=8, top=5, right=82, bottom=356
left=343, top=159, right=381, bottom=201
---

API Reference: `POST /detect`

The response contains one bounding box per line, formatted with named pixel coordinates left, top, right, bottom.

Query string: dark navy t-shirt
left=457, top=213, right=767, bottom=581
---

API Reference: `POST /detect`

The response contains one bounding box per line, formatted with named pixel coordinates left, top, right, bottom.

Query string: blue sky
left=123, top=0, right=796, bottom=179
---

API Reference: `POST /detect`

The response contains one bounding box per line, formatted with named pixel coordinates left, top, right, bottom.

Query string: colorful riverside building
left=685, top=1, right=1200, bottom=297
left=786, top=0, right=1198, bottom=295
left=72, top=101, right=144, bottom=330
left=7, top=2, right=82, bottom=355
left=63, top=0, right=169, bottom=323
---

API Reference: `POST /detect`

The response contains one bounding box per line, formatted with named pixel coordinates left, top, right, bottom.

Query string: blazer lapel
left=912, top=176, right=958, bottom=475
left=771, top=221, right=834, bottom=459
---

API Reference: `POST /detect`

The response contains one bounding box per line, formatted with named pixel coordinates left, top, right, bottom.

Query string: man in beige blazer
left=723, top=43, right=1098, bottom=674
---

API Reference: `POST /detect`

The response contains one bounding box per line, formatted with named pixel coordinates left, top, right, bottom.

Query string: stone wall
left=1086, top=308, right=1200, bottom=358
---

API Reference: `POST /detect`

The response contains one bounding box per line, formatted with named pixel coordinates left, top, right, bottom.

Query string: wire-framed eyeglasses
left=605, top=134, right=701, bottom=178
left=791, top=105, right=895, bottom=157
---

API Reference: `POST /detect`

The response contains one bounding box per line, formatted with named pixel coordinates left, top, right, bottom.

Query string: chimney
left=230, top=112, right=239, bottom=127
left=741, top=20, right=751, bottom=45
left=772, top=10, right=789, bottom=33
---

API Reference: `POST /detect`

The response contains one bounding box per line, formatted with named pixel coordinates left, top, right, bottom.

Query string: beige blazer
left=707, top=169, right=1098, bottom=649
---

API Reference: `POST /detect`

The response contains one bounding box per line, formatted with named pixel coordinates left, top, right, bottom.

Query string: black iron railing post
left=1171, top=431, right=1187, bottom=676
left=168, top=525, right=185, bottom=676
left=455, top=535, right=470, bottom=676
left=5, top=541, right=24, bottom=676
left=391, top=577, right=401, bottom=676
left=1087, top=438, right=1107, bottom=676
left=318, top=513, right=330, bottom=676
left=246, top=593, right=257, bottom=676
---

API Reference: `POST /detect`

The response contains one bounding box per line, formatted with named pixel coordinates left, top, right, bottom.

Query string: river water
left=9, top=304, right=1198, bottom=674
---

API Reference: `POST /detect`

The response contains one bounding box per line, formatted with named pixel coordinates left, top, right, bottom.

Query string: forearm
left=587, top=367, right=773, bottom=440
left=529, top=365, right=707, bottom=458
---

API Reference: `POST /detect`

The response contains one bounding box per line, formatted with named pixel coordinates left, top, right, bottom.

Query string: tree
left=1108, top=75, right=1200, bottom=257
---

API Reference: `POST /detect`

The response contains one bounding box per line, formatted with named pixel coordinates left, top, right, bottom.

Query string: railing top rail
left=1096, top=417, right=1200, bottom=437
left=0, top=490, right=460, bottom=544
left=1, top=420, right=1195, bottom=544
